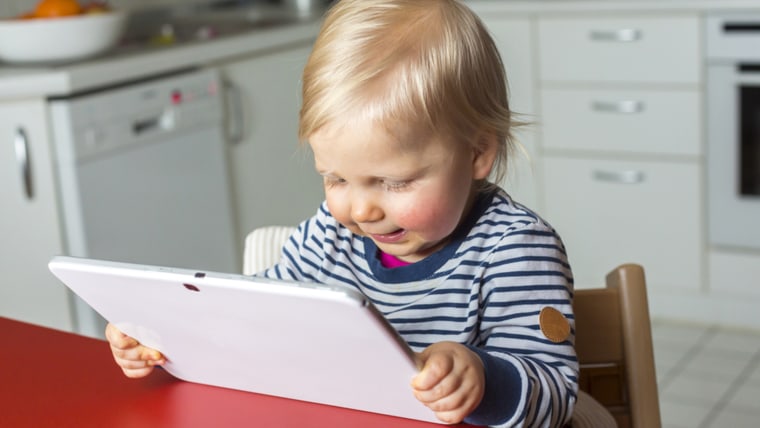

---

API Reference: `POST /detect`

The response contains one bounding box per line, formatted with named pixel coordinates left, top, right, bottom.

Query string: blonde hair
left=299, top=0, right=517, bottom=186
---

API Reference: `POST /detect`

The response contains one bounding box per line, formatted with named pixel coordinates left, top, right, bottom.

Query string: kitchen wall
left=0, top=0, right=186, bottom=18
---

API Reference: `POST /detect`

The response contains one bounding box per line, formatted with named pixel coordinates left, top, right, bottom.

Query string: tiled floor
left=652, top=318, right=760, bottom=428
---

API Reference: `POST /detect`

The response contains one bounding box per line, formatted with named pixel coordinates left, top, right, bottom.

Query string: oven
left=706, top=13, right=760, bottom=250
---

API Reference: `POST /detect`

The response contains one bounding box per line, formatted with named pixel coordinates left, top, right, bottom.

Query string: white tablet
left=48, top=256, right=440, bottom=424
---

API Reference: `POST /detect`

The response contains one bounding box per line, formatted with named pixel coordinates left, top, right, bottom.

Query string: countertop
left=2, top=0, right=760, bottom=101
left=0, top=19, right=322, bottom=100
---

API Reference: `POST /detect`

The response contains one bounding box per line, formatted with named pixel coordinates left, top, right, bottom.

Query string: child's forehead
left=314, top=116, right=440, bottom=148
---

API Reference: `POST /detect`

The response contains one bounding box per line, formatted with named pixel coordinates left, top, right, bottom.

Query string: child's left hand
left=411, top=341, right=485, bottom=424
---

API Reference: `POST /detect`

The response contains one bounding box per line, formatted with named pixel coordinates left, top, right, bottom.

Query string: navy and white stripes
left=259, top=189, right=578, bottom=427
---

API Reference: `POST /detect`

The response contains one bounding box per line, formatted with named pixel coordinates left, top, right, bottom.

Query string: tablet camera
left=183, top=283, right=201, bottom=292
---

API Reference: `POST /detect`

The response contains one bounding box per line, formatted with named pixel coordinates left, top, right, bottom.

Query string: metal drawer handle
left=591, top=100, right=645, bottom=114
left=14, top=127, right=34, bottom=200
left=589, top=28, right=642, bottom=42
left=593, top=169, right=645, bottom=184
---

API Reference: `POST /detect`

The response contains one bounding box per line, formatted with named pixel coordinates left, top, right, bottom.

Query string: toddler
left=107, top=0, right=578, bottom=426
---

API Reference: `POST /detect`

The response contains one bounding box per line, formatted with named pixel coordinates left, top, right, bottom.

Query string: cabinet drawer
left=540, top=88, right=701, bottom=156
left=538, top=14, right=700, bottom=84
left=542, top=156, right=703, bottom=291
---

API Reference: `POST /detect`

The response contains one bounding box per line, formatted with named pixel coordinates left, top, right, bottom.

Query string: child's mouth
left=371, top=229, right=406, bottom=244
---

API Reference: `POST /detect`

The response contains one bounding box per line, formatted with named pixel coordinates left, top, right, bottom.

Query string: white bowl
left=0, top=11, right=127, bottom=64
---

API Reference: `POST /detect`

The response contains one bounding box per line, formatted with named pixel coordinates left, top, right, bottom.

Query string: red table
left=1, top=317, right=466, bottom=428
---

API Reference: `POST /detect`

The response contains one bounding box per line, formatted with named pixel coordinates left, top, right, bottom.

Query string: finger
left=121, top=366, right=156, bottom=379
left=111, top=343, right=141, bottom=362
left=105, top=325, right=139, bottom=350
left=432, top=408, right=468, bottom=425
left=112, top=352, right=164, bottom=381
left=418, top=387, right=480, bottom=425
left=422, top=381, right=484, bottom=424
left=110, top=340, right=145, bottom=359
left=139, top=346, right=164, bottom=362
left=413, top=373, right=462, bottom=404
left=423, top=385, right=471, bottom=410
left=114, top=356, right=153, bottom=370
left=110, top=342, right=164, bottom=364
left=411, top=353, right=453, bottom=391
left=114, top=347, right=164, bottom=364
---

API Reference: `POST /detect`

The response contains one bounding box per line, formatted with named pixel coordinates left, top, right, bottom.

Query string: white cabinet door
left=0, top=99, right=72, bottom=330
left=220, top=46, right=325, bottom=245
left=480, top=16, right=540, bottom=211
left=542, top=156, right=703, bottom=292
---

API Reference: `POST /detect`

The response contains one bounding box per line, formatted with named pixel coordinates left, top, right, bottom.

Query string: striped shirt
left=260, top=189, right=578, bottom=427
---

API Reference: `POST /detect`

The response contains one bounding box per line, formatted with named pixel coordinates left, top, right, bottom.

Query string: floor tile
left=649, top=320, right=760, bottom=428
left=659, top=375, right=733, bottom=405
left=679, top=350, right=753, bottom=379
left=654, top=346, right=687, bottom=383
left=704, top=406, right=760, bottom=428
left=723, top=381, right=760, bottom=412
left=651, top=319, right=709, bottom=347
left=659, top=399, right=712, bottom=428
left=746, top=362, right=760, bottom=385
left=701, top=327, right=760, bottom=356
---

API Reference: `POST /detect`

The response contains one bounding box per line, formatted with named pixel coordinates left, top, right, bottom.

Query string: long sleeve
left=461, top=221, right=577, bottom=427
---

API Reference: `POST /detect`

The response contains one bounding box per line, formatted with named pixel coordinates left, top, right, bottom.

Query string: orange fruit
left=15, top=11, right=37, bottom=20
left=34, top=0, right=82, bottom=18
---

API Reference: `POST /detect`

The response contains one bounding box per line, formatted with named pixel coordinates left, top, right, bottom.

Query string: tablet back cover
left=49, top=256, right=439, bottom=423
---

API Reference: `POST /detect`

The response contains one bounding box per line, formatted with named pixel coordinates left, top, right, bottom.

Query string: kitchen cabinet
left=217, top=45, right=324, bottom=247
left=543, top=156, right=702, bottom=290
left=480, top=16, right=540, bottom=210
left=0, top=99, right=72, bottom=331
left=536, top=13, right=704, bottom=291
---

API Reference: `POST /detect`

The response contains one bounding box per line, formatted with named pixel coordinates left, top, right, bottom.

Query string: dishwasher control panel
left=49, top=68, right=223, bottom=163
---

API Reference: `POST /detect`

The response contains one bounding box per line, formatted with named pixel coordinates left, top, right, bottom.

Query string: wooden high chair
left=573, top=264, right=662, bottom=428
left=243, top=227, right=661, bottom=427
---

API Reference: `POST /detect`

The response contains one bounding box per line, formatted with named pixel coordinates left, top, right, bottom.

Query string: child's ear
left=472, top=132, right=499, bottom=180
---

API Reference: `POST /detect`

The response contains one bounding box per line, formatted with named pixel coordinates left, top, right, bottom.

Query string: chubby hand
left=104, top=323, right=165, bottom=378
left=411, top=341, right=485, bottom=424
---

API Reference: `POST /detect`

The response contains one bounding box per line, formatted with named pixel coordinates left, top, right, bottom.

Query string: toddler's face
left=309, top=121, right=492, bottom=263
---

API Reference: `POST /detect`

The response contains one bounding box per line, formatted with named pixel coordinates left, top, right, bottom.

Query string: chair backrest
left=243, top=226, right=297, bottom=275
left=573, top=264, right=661, bottom=428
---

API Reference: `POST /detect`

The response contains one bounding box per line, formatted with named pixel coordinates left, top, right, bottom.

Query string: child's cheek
left=397, top=196, right=460, bottom=239
left=325, top=191, right=354, bottom=229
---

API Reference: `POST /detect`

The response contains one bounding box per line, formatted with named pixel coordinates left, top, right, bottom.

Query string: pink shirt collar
left=379, top=251, right=412, bottom=268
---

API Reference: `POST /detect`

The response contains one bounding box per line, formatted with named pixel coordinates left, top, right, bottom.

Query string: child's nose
left=350, top=192, right=383, bottom=224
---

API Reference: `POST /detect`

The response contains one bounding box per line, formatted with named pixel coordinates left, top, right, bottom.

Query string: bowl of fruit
left=0, top=0, right=127, bottom=63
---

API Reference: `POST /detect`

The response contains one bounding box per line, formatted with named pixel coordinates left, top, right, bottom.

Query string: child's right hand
left=104, top=323, right=165, bottom=378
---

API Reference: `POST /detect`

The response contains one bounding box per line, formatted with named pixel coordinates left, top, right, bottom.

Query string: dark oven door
left=739, top=69, right=760, bottom=198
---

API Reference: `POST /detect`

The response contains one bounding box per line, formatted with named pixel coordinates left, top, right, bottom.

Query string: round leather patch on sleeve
left=539, top=306, right=571, bottom=343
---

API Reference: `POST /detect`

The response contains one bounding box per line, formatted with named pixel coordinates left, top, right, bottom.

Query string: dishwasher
left=49, top=68, right=239, bottom=337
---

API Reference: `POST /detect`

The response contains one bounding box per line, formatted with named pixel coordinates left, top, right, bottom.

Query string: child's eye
left=382, top=180, right=410, bottom=192
left=323, top=176, right=346, bottom=188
